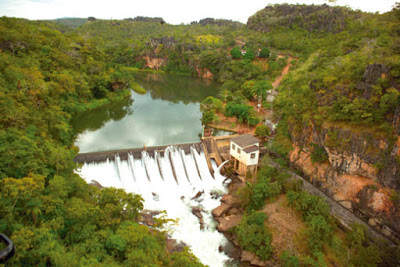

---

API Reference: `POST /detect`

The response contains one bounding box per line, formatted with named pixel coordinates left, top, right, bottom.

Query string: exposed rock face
left=166, top=239, right=187, bottom=254
left=89, top=180, right=103, bottom=189
left=133, top=16, right=165, bottom=24
left=356, top=64, right=390, bottom=99
left=195, top=18, right=243, bottom=28
left=393, top=106, right=400, bottom=135
left=248, top=4, right=361, bottom=33
left=143, top=56, right=166, bottom=69
left=290, top=122, right=400, bottom=189
left=288, top=120, right=400, bottom=240
left=195, top=67, right=214, bottom=80
left=150, top=37, right=176, bottom=49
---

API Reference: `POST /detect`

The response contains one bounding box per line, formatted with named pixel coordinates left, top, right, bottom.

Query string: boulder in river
left=191, top=207, right=203, bottom=219
left=216, top=215, right=242, bottom=232
left=212, top=203, right=230, bottom=217
left=191, top=190, right=204, bottom=200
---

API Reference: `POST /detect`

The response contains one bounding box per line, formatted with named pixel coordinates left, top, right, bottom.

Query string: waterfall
left=77, top=146, right=231, bottom=266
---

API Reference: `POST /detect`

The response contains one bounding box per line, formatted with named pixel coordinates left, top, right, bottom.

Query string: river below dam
left=74, top=73, right=237, bottom=266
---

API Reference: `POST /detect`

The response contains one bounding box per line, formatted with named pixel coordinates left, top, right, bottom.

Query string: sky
left=0, top=0, right=397, bottom=24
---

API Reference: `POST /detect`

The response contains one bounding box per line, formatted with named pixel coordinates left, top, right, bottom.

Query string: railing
left=0, top=233, right=15, bottom=263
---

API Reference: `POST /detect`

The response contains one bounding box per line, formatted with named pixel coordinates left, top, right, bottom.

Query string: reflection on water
left=72, top=73, right=222, bottom=153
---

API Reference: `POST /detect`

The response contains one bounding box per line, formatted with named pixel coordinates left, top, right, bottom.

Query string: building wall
left=245, top=150, right=259, bottom=166
left=230, top=141, right=259, bottom=166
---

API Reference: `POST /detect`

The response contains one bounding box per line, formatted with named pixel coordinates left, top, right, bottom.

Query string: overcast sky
left=0, top=0, right=397, bottom=24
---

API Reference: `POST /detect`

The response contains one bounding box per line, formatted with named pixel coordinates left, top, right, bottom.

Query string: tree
left=255, top=125, right=270, bottom=137
left=230, top=47, right=242, bottom=59
left=244, top=50, right=255, bottom=61
left=252, top=80, right=273, bottom=101
left=259, top=47, right=270, bottom=58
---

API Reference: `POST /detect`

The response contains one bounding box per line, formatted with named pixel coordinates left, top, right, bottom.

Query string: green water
left=72, top=72, right=231, bottom=153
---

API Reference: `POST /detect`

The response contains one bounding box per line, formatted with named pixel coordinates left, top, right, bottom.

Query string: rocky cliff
left=247, top=4, right=362, bottom=33
left=288, top=120, right=400, bottom=241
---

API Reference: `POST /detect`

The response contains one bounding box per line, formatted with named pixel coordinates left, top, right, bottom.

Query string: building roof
left=231, top=134, right=259, bottom=148
left=243, top=145, right=259, bottom=153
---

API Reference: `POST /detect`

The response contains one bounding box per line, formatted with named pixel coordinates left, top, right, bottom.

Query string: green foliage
left=252, top=80, right=273, bottom=99
left=170, top=248, right=206, bottom=267
left=244, top=50, right=256, bottom=61
left=286, top=190, right=333, bottom=252
left=280, top=251, right=300, bottom=267
left=234, top=211, right=273, bottom=260
left=259, top=47, right=271, bottom=58
left=0, top=17, right=206, bottom=265
left=230, top=47, right=242, bottom=59
left=240, top=166, right=288, bottom=211
left=131, top=81, right=147, bottom=94
left=224, top=102, right=260, bottom=126
left=200, top=96, right=223, bottom=113
left=309, top=143, right=329, bottom=164
left=201, top=110, right=215, bottom=124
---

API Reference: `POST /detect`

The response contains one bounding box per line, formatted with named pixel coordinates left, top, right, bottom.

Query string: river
left=74, top=72, right=236, bottom=266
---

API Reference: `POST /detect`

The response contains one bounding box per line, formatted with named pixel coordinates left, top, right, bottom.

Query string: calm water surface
left=72, top=72, right=227, bottom=153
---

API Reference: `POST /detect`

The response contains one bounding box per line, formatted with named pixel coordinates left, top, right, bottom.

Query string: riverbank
left=71, top=88, right=131, bottom=114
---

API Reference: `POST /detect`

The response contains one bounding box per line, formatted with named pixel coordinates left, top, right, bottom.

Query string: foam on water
left=77, top=146, right=231, bottom=266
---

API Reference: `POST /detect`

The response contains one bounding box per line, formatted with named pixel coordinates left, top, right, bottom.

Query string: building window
left=231, top=144, right=235, bottom=150
left=237, top=147, right=241, bottom=154
left=250, top=153, right=256, bottom=159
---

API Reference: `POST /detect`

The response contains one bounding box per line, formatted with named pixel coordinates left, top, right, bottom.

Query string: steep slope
left=248, top=4, right=400, bottom=241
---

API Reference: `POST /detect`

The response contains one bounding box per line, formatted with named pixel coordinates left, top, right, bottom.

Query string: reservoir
left=72, top=72, right=225, bottom=153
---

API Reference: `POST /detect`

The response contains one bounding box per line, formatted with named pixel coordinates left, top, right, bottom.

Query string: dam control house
left=230, top=134, right=260, bottom=178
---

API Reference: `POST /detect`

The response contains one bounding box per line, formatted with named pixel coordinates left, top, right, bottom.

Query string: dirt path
left=210, top=56, right=294, bottom=133
left=272, top=56, right=293, bottom=89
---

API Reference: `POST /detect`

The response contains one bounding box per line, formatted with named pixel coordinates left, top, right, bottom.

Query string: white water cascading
left=77, top=146, right=231, bottom=266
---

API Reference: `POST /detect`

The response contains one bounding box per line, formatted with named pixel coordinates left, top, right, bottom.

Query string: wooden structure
left=230, top=134, right=260, bottom=179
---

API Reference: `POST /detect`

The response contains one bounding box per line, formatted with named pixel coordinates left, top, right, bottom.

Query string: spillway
left=77, top=145, right=231, bottom=266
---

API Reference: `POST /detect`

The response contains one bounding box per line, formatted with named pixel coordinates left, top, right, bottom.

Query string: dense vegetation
left=234, top=159, right=399, bottom=265
left=2, top=2, right=400, bottom=265
left=253, top=4, right=400, bottom=161
left=0, top=17, right=203, bottom=265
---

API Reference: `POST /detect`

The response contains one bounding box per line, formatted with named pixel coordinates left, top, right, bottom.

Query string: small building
left=230, top=134, right=260, bottom=178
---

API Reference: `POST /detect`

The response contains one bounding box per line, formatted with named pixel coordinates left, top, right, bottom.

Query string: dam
left=75, top=140, right=235, bottom=266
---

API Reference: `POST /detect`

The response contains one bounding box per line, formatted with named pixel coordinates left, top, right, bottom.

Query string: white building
left=230, top=134, right=260, bottom=178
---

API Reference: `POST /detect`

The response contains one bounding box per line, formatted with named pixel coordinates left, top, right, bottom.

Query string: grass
left=131, top=81, right=146, bottom=95
left=124, top=66, right=165, bottom=74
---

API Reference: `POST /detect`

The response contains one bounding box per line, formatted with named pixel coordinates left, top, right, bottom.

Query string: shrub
left=248, top=178, right=281, bottom=210
left=287, top=190, right=334, bottom=252
left=259, top=47, right=271, bottom=58
left=255, top=125, right=270, bottom=137
left=247, top=115, right=260, bottom=126
left=201, top=110, right=215, bottom=124
left=309, top=143, right=329, bottom=164
left=280, top=251, right=300, bottom=267
left=244, top=50, right=255, bottom=61
left=235, top=211, right=273, bottom=260
left=200, top=96, right=223, bottom=113
left=225, top=102, right=252, bottom=121
left=230, top=47, right=242, bottom=59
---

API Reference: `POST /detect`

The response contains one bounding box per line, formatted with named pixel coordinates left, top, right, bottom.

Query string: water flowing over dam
left=77, top=145, right=232, bottom=266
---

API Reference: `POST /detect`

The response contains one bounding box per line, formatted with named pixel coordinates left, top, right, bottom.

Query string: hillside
left=1, top=3, right=400, bottom=266
left=251, top=4, right=400, bottom=244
